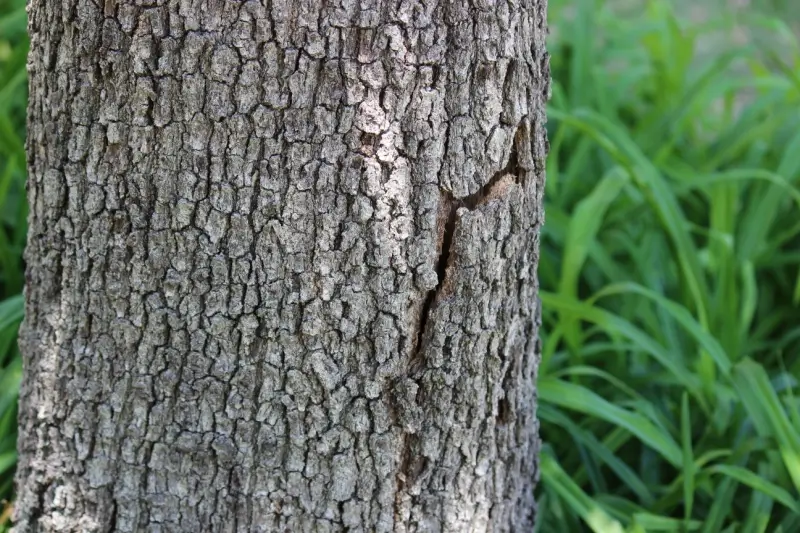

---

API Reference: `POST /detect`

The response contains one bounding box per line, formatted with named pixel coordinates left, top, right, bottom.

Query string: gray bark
left=15, top=0, right=548, bottom=531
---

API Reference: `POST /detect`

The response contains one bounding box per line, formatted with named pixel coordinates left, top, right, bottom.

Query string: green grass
left=2, top=0, right=800, bottom=531
left=538, top=0, right=800, bottom=530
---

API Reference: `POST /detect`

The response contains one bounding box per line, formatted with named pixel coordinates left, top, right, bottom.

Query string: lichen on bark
left=16, top=0, right=549, bottom=531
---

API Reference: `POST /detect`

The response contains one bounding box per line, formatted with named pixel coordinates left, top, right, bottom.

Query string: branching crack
left=409, top=122, right=527, bottom=372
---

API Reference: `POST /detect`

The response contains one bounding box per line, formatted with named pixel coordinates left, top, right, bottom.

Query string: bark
left=16, top=0, right=548, bottom=531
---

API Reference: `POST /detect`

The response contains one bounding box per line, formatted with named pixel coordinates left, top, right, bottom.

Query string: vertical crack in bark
left=108, top=497, right=118, bottom=533
left=409, top=190, right=455, bottom=373
left=394, top=432, right=429, bottom=527
left=393, top=433, right=411, bottom=526
left=28, top=480, right=51, bottom=529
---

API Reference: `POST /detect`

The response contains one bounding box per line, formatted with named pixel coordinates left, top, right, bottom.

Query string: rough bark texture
left=16, top=0, right=548, bottom=531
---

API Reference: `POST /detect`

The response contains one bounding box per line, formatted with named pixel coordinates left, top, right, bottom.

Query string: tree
left=15, top=0, right=549, bottom=531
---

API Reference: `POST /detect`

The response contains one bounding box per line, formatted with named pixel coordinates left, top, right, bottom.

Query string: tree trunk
left=15, top=0, right=548, bottom=531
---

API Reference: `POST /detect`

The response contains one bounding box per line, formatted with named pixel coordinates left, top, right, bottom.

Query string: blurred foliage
left=537, top=0, right=800, bottom=531
left=2, top=0, right=800, bottom=531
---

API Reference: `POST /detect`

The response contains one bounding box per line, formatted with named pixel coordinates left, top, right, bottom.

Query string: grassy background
left=2, top=0, right=800, bottom=531
left=538, top=0, right=800, bottom=531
